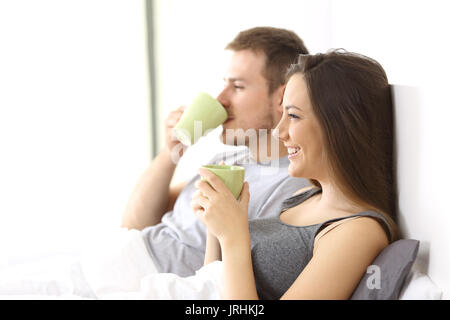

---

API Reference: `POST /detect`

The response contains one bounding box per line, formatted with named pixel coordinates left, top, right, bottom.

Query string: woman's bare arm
left=220, top=235, right=259, bottom=300
left=204, top=231, right=222, bottom=265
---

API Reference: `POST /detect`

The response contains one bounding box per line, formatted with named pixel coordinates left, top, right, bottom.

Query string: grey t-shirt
left=141, top=148, right=310, bottom=277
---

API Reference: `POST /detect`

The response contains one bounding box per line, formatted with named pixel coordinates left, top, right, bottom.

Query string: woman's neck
left=315, top=179, right=368, bottom=215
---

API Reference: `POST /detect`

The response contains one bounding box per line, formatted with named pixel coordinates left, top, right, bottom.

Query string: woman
left=191, top=49, right=398, bottom=300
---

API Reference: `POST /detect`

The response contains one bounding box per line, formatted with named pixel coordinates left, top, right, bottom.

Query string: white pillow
left=399, top=270, right=442, bottom=300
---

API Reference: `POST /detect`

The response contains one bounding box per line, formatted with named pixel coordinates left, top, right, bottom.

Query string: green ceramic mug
left=201, top=165, right=245, bottom=199
left=173, top=92, right=228, bottom=146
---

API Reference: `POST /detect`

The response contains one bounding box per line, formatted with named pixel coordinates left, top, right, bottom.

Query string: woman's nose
left=273, top=117, right=288, bottom=141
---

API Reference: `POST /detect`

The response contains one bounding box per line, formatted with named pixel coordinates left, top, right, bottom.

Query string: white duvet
left=0, top=228, right=223, bottom=300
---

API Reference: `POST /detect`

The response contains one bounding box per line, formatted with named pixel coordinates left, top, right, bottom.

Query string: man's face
left=217, top=49, right=280, bottom=146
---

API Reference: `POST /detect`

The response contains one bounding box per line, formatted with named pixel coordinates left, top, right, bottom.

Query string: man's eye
left=234, top=85, right=244, bottom=90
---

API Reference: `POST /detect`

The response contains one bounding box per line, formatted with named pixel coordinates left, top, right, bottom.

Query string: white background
left=0, top=0, right=151, bottom=262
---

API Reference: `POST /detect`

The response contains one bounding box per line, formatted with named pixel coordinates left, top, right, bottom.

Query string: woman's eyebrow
left=285, top=105, right=302, bottom=111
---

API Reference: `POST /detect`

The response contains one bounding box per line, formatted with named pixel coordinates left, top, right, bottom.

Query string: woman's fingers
left=191, top=191, right=209, bottom=211
left=197, top=168, right=229, bottom=195
left=191, top=190, right=211, bottom=226
left=195, top=177, right=218, bottom=199
left=239, top=181, right=250, bottom=208
left=193, top=209, right=206, bottom=225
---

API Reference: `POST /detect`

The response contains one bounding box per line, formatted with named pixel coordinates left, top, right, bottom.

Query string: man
left=121, top=27, right=310, bottom=277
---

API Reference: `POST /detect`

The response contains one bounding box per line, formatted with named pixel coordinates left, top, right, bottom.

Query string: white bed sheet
left=0, top=228, right=222, bottom=300
left=0, top=254, right=95, bottom=299
left=399, top=269, right=443, bottom=300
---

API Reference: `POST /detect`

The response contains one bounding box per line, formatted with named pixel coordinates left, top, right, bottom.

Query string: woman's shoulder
left=314, top=214, right=389, bottom=255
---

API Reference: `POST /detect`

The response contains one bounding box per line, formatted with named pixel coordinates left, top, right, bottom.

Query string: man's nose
left=216, top=86, right=230, bottom=109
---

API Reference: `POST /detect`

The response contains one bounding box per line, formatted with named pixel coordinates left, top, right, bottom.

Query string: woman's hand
left=191, top=167, right=250, bottom=246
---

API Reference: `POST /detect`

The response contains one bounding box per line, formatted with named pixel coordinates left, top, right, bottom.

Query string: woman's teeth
left=288, top=147, right=301, bottom=158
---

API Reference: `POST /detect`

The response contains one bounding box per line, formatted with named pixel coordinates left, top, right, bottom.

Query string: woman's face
left=275, top=74, right=327, bottom=179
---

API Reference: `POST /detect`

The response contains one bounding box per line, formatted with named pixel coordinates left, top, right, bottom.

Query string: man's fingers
left=165, top=106, right=186, bottom=127
left=165, top=114, right=182, bottom=128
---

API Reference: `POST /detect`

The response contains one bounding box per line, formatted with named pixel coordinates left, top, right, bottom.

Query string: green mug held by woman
left=201, top=165, right=245, bottom=199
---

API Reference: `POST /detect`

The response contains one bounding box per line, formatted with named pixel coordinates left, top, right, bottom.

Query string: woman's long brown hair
left=286, top=50, right=398, bottom=241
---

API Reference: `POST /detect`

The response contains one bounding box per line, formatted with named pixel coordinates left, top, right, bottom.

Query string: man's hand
left=164, top=105, right=187, bottom=161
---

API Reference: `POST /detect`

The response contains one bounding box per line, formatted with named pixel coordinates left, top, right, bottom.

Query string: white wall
left=330, top=0, right=450, bottom=299
left=0, top=0, right=151, bottom=263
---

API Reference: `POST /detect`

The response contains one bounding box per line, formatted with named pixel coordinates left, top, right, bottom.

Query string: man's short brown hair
left=225, top=26, right=308, bottom=94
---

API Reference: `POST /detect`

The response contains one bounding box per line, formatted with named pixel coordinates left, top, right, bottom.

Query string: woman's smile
left=287, top=147, right=301, bottom=159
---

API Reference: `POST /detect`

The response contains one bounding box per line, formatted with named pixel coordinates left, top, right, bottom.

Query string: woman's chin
left=288, top=164, right=303, bottom=178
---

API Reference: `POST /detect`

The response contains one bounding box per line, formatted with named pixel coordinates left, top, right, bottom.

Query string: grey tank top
left=248, top=187, right=393, bottom=300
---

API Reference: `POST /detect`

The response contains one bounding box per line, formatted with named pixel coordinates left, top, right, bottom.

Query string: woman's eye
left=288, top=113, right=300, bottom=119
left=234, top=85, right=244, bottom=90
